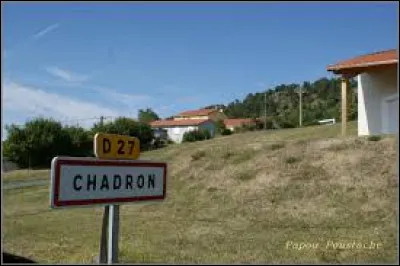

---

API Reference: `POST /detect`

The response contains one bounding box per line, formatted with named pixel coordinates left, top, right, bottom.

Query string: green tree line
left=3, top=116, right=155, bottom=169
left=207, top=77, right=357, bottom=128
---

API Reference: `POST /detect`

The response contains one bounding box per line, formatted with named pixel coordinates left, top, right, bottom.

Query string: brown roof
left=176, top=108, right=217, bottom=117
left=224, top=118, right=256, bottom=127
left=327, top=49, right=397, bottom=74
left=150, top=119, right=211, bottom=128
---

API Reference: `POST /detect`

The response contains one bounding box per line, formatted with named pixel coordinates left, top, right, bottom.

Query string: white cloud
left=3, top=81, right=119, bottom=129
left=33, top=23, right=60, bottom=39
left=41, top=69, right=151, bottom=109
left=45, top=66, right=89, bottom=83
left=94, top=87, right=152, bottom=107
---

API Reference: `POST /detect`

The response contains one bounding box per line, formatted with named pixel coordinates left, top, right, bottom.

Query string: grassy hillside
left=2, top=122, right=398, bottom=263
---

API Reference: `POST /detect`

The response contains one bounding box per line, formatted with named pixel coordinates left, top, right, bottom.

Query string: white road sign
left=50, top=157, right=167, bottom=208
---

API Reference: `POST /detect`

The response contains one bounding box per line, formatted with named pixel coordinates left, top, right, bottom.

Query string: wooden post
left=341, top=77, right=349, bottom=136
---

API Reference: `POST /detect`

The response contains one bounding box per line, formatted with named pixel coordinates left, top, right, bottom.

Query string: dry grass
left=2, top=169, right=50, bottom=183
left=2, top=122, right=398, bottom=263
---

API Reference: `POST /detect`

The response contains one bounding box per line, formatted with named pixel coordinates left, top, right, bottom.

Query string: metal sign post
left=94, top=133, right=138, bottom=264
left=107, top=205, right=120, bottom=264
left=99, top=206, right=109, bottom=264
left=99, top=205, right=120, bottom=264
left=49, top=133, right=167, bottom=265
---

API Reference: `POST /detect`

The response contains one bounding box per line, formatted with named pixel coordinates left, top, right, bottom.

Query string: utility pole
left=297, top=85, right=304, bottom=127
left=264, top=91, right=267, bottom=130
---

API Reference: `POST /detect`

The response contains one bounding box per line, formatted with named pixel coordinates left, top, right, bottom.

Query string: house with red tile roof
left=224, top=118, right=258, bottom=131
left=149, top=118, right=215, bottom=144
left=173, top=108, right=226, bottom=121
left=327, top=48, right=398, bottom=136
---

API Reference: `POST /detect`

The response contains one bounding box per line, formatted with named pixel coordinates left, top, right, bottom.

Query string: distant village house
left=223, top=118, right=258, bottom=132
left=150, top=108, right=219, bottom=143
left=173, top=108, right=226, bottom=121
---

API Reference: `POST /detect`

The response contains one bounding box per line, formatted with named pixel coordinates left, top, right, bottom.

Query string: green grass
left=3, top=121, right=398, bottom=264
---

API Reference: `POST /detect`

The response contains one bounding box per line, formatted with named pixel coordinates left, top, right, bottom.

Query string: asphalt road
left=3, top=179, right=48, bottom=190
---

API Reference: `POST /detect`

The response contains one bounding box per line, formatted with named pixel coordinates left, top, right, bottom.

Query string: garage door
left=384, top=95, right=399, bottom=134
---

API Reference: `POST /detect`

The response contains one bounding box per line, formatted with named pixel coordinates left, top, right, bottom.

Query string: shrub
left=214, top=119, right=227, bottom=135
left=285, top=156, right=301, bottom=164
left=3, top=118, right=74, bottom=168
left=91, top=117, right=154, bottom=150
left=270, top=142, right=285, bottom=151
left=257, top=117, right=275, bottom=130
left=280, top=120, right=296, bottom=129
left=183, top=131, right=197, bottom=142
left=243, top=124, right=257, bottom=131
left=191, top=150, right=206, bottom=161
left=201, top=129, right=211, bottom=140
left=3, top=116, right=155, bottom=168
left=367, top=135, right=381, bottom=142
left=222, top=150, right=234, bottom=159
left=221, top=129, right=233, bottom=135
left=234, top=169, right=256, bottom=181
left=64, top=126, right=93, bottom=156
left=326, top=142, right=351, bottom=152
left=183, top=129, right=212, bottom=143
left=151, top=138, right=167, bottom=150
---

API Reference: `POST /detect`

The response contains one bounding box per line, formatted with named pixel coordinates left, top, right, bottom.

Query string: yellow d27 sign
left=94, top=133, right=140, bottom=160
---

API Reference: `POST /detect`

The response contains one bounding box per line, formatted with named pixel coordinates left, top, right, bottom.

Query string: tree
left=63, top=126, right=93, bottom=156
left=138, top=108, right=160, bottom=124
left=91, top=117, right=154, bottom=150
left=3, top=118, right=71, bottom=168
left=214, top=119, right=226, bottom=134
left=219, top=77, right=351, bottom=129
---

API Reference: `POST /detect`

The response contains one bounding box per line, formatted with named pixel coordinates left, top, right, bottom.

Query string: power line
left=7, top=116, right=118, bottom=128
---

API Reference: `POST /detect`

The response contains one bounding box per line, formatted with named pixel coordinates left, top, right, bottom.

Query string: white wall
left=357, top=65, right=398, bottom=136
left=157, top=121, right=216, bottom=144
left=164, top=126, right=198, bottom=143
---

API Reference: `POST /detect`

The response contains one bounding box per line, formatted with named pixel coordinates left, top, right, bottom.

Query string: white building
left=327, top=49, right=398, bottom=136
left=150, top=119, right=216, bottom=144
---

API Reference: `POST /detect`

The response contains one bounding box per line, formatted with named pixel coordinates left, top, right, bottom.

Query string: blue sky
left=2, top=2, right=398, bottom=134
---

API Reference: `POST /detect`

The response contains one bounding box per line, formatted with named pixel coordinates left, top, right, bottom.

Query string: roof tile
left=327, top=49, right=397, bottom=72
left=176, top=108, right=217, bottom=117
left=224, top=118, right=256, bottom=127
left=150, top=119, right=211, bottom=127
